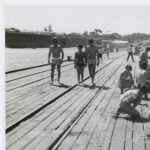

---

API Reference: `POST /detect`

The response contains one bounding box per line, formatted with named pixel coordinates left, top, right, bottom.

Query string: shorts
left=98, top=53, right=102, bottom=58
left=76, top=63, right=85, bottom=67
left=51, top=57, right=62, bottom=65
left=87, top=59, right=96, bottom=65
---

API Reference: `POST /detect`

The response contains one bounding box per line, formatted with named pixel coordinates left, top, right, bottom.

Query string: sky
left=3, top=0, right=150, bottom=35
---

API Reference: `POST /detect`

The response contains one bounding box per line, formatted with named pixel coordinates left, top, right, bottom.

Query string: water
left=6, top=47, right=78, bottom=72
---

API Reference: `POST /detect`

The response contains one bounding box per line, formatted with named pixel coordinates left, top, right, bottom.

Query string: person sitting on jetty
left=74, top=44, right=87, bottom=85
left=48, top=37, right=64, bottom=84
left=136, top=62, right=149, bottom=99
left=118, top=85, right=149, bottom=118
left=127, top=44, right=135, bottom=62
left=118, top=64, right=134, bottom=94
left=85, top=39, right=99, bottom=86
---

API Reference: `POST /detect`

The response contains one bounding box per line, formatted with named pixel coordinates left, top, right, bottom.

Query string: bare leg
left=76, top=66, right=80, bottom=84
left=91, top=64, right=96, bottom=84
left=127, top=53, right=130, bottom=61
left=57, top=65, right=61, bottom=83
left=121, top=88, right=124, bottom=94
left=51, top=64, right=55, bottom=84
left=88, top=65, right=92, bottom=78
left=81, top=66, right=84, bottom=83
left=131, top=53, right=135, bottom=62
left=107, top=53, right=109, bottom=59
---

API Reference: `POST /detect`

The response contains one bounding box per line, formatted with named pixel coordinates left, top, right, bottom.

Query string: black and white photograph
left=1, top=0, right=150, bottom=149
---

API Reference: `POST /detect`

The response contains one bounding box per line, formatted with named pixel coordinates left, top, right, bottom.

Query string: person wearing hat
left=48, top=37, right=64, bottom=84
left=74, top=44, right=87, bottom=85
left=127, top=44, right=135, bottom=62
left=85, top=39, right=99, bottom=86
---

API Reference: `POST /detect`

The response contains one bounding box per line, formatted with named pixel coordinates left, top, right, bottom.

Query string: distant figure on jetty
left=127, top=44, right=135, bottom=62
left=98, top=46, right=103, bottom=62
left=85, top=39, right=99, bottom=86
left=116, top=47, right=119, bottom=53
left=74, top=44, right=87, bottom=85
left=106, top=48, right=110, bottom=59
left=48, top=37, right=64, bottom=84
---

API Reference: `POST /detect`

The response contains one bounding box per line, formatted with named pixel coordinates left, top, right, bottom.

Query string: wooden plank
left=5, top=61, right=72, bottom=81
left=55, top=68, right=120, bottom=150
left=6, top=53, right=124, bottom=149
left=124, top=121, right=133, bottom=150
left=32, top=59, right=124, bottom=150
left=6, top=87, right=90, bottom=148
left=6, top=60, right=113, bottom=128
left=6, top=64, right=73, bottom=91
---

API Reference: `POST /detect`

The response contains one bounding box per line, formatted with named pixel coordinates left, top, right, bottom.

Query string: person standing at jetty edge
left=74, top=44, right=87, bottom=85
left=48, top=37, right=64, bottom=84
left=85, top=39, right=99, bottom=86
left=127, top=44, right=135, bottom=62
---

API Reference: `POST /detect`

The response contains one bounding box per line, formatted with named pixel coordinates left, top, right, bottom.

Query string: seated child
left=119, top=85, right=149, bottom=118
left=118, top=64, right=134, bottom=94
left=74, top=44, right=87, bottom=85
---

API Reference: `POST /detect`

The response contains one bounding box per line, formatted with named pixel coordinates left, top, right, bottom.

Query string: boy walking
left=48, top=37, right=64, bottom=84
left=85, top=39, right=99, bottom=86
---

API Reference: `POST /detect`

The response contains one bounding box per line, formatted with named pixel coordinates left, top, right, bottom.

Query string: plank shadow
left=113, top=112, right=150, bottom=123
left=51, top=83, right=71, bottom=88
left=81, top=84, right=111, bottom=90
left=124, top=116, right=150, bottom=123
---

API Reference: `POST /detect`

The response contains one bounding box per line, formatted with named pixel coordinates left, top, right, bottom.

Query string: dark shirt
left=75, top=51, right=86, bottom=64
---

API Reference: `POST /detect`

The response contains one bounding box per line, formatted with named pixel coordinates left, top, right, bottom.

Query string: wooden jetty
left=6, top=52, right=150, bottom=150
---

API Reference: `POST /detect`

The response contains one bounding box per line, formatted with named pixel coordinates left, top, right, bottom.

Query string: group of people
left=118, top=46, right=150, bottom=119
left=48, top=37, right=110, bottom=86
left=48, top=37, right=150, bottom=119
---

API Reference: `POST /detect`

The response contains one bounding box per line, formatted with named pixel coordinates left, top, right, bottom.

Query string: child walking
left=118, top=64, right=134, bottom=94
left=74, top=44, right=87, bottom=85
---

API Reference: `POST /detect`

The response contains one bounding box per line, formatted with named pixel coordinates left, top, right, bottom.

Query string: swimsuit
left=87, top=59, right=96, bottom=65
left=51, top=57, right=62, bottom=65
left=75, top=51, right=86, bottom=67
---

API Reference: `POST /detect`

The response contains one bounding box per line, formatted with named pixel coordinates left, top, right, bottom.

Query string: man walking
left=127, top=44, right=135, bottom=62
left=85, top=39, right=99, bottom=86
left=48, top=37, right=64, bottom=84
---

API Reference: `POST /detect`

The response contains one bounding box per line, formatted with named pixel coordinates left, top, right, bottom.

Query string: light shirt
left=98, top=48, right=104, bottom=54
left=120, top=89, right=139, bottom=105
left=136, top=69, right=148, bottom=86
left=128, top=46, right=134, bottom=53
